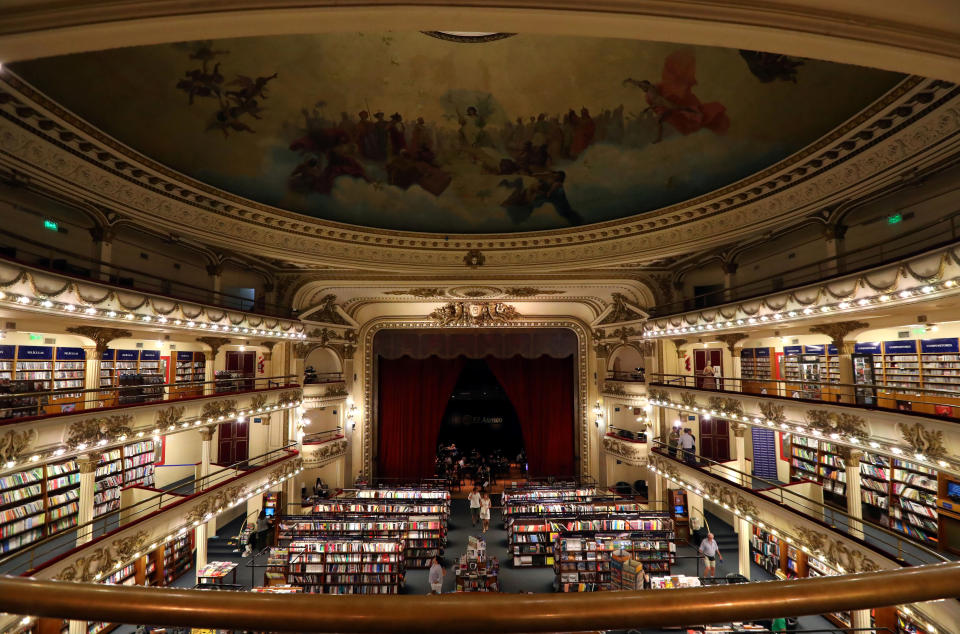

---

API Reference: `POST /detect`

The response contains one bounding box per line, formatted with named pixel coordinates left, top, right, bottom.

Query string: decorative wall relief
left=648, top=454, right=680, bottom=479
left=65, top=326, right=133, bottom=354
left=66, top=415, right=133, bottom=449
left=648, top=388, right=669, bottom=403
left=54, top=530, right=152, bottom=582
left=278, top=390, right=303, bottom=404
left=758, top=401, right=786, bottom=424
left=804, top=409, right=868, bottom=440
left=601, top=436, right=646, bottom=465
left=323, top=383, right=348, bottom=398
left=898, top=422, right=947, bottom=460
left=697, top=480, right=760, bottom=518
left=155, top=406, right=186, bottom=429
left=250, top=393, right=268, bottom=410
left=793, top=526, right=880, bottom=573
left=303, top=440, right=349, bottom=467
left=602, top=382, right=628, bottom=397
left=0, top=428, right=37, bottom=463
left=200, top=400, right=237, bottom=419
left=430, top=302, right=520, bottom=327
left=597, top=293, right=647, bottom=325
left=679, top=392, right=700, bottom=409
left=185, top=484, right=249, bottom=524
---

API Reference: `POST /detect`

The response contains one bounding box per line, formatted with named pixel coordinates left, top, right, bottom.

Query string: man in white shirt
left=679, top=428, right=696, bottom=464
left=699, top=532, right=722, bottom=577
left=428, top=555, right=445, bottom=594
left=467, top=486, right=482, bottom=527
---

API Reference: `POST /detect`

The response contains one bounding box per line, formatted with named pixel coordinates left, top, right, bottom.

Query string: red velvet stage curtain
left=377, top=356, right=465, bottom=480
left=484, top=355, right=575, bottom=477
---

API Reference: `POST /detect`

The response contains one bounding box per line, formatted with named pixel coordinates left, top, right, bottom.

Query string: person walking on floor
left=698, top=532, right=722, bottom=577
left=429, top=555, right=446, bottom=594
left=468, top=486, right=482, bottom=527
left=479, top=491, right=492, bottom=533
left=254, top=509, right=270, bottom=552
left=680, top=428, right=696, bottom=464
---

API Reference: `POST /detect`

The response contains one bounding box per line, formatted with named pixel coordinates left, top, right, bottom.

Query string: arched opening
left=608, top=345, right=645, bottom=381
left=303, top=347, right=342, bottom=383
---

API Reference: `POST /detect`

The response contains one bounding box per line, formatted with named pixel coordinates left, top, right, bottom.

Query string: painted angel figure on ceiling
left=623, top=49, right=730, bottom=143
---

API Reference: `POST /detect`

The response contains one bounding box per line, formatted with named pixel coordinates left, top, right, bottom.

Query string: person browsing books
left=429, top=555, right=446, bottom=594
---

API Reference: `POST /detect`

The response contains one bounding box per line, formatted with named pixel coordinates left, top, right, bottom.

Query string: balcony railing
left=1, top=562, right=958, bottom=632
left=0, top=374, right=298, bottom=422
left=607, top=370, right=646, bottom=382
left=303, top=371, right=345, bottom=385
left=649, top=373, right=960, bottom=421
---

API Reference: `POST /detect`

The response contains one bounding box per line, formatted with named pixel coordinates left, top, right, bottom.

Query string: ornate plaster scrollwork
left=65, top=326, right=132, bottom=354
left=430, top=301, right=520, bottom=327
left=324, top=383, right=348, bottom=398
left=278, top=389, right=303, bottom=404
left=792, top=526, right=880, bottom=573
left=267, top=457, right=304, bottom=484
left=195, top=336, right=232, bottom=358
left=758, top=401, right=786, bottom=424
left=697, top=480, right=760, bottom=518
left=250, top=394, right=268, bottom=410
left=679, top=392, right=700, bottom=408
left=705, top=396, right=744, bottom=416
left=185, top=485, right=249, bottom=524
left=648, top=388, right=669, bottom=402
left=66, top=415, right=133, bottom=449
left=603, top=382, right=628, bottom=397
left=200, top=400, right=237, bottom=419
left=304, top=440, right=349, bottom=466
left=0, top=428, right=37, bottom=463
left=155, top=406, right=185, bottom=429
left=648, top=454, right=679, bottom=479
left=601, top=437, right=646, bottom=465
left=898, top=422, right=947, bottom=460
left=54, top=530, right=152, bottom=582
left=804, top=410, right=868, bottom=440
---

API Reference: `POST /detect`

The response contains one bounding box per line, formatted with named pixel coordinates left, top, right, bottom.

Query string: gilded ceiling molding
left=323, top=383, right=348, bottom=398
left=0, top=428, right=37, bottom=463
left=715, top=333, right=748, bottom=354
left=596, top=293, right=647, bottom=325
left=301, top=294, right=351, bottom=325
left=184, top=484, right=249, bottom=524
left=792, top=526, right=880, bottom=573
left=809, top=320, right=870, bottom=353
left=196, top=336, right=232, bottom=358
left=383, top=288, right=446, bottom=298
left=0, top=73, right=952, bottom=270
left=65, top=415, right=133, bottom=449
left=602, top=382, right=628, bottom=397
left=360, top=317, right=591, bottom=480
left=53, top=530, right=152, bottom=583
left=898, top=422, right=947, bottom=460
left=429, top=301, right=521, bottom=327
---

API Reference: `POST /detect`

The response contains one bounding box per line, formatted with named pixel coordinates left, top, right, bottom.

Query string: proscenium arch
left=358, top=317, right=593, bottom=481
left=1, top=2, right=959, bottom=82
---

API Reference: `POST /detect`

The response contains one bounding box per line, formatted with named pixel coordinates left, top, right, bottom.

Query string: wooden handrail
left=2, top=563, right=959, bottom=632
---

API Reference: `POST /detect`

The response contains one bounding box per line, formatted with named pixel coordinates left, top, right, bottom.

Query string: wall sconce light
left=346, top=403, right=358, bottom=431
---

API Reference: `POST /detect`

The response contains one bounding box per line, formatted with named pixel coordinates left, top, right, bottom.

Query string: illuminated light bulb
left=869, top=441, right=879, bottom=448
left=187, top=321, right=195, bottom=327
left=787, top=311, right=797, bottom=317
left=848, top=437, right=859, bottom=444
left=921, top=285, right=934, bottom=294
left=85, top=307, right=97, bottom=315
left=939, top=460, right=949, bottom=467
left=829, top=433, right=839, bottom=440
left=946, top=280, right=956, bottom=288
left=820, top=306, right=830, bottom=312
left=76, top=443, right=87, bottom=450
left=200, top=323, right=208, bottom=329
left=748, top=317, right=757, bottom=324
left=41, top=299, right=53, bottom=308
left=137, top=432, right=144, bottom=438
left=29, top=454, right=39, bottom=462
left=142, top=315, right=151, bottom=322
left=899, top=290, right=911, bottom=298
left=158, top=316, right=167, bottom=324
left=16, top=296, right=30, bottom=304
left=174, top=319, right=182, bottom=325
left=118, top=435, right=127, bottom=441
left=803, top=308, right=813, bottom=315
left=891, top=447, right=903, bottom=454
left=53, top=448, right=65, bottom=456
left=915, top=453, right=926, bottom=461
left=64, top=304, right=76, bottom=312
left=736, top=319, right=744, bottom=325
left=879, top=295, right=890, bottom=302
left=125, top=313, right=134, bottom=320
left=838, top=301, right=849, bottom=309
left=97, top=439, right=107, bottom=446
left=857, top=299, right=870, bottom=306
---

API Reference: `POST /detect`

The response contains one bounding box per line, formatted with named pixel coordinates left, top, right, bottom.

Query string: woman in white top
left=479, top=492, right=492, bottom=533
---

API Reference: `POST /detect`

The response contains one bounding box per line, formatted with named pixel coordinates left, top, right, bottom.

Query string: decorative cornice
left=804, top=409, right=868, bottom=440
left=758, top=401, right=786, bottom=425
left=715, top=333, right=749, bottom=355
left=184, top=484, right=248, bottom=525
left=898, top=422, right=948, bottom=460
left=196, top=336, right=232, bottom=358
left=65, top=326, right=132, bottom=354
left=0, top=428, right=37, bottom=463
left=155, top=406, right=185, bottom=429
left=792, top=526, right=880, bottom=573
left=601, top=436, right=646, bottom=466
left=54, top=530, right=152, bottom=582
left=199, top=400, right=237, bottom=420
left=302, top=440, right=349, bottom=467
left=696, top=479, right=761, bottom=519
left=429, top=302, right=520, bottom=327
left=809, top=320, right=870, bottom=352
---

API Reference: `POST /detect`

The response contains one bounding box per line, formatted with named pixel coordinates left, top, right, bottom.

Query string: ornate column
left=721, top=259, right=738, bottom=301
left=197, top=337, right=231, bottom=394
left=716, top=333, right=748, bottom=391
left=810, top=321, right=869, bottom=404
left=823, top=223, right=847, bottom=276
left=671, top=339, right=687, bottom=379
left=733, top=423, right=748, bottom=487
left=75, top=455, right=97, bottom=546
left=195, top=522, right=208, bottom=571
left=88, top=225, right=114, bottom=282
left=844, top=449, right=864, bottom=540
left=65, top=327, right=133, bottom=406
left=206, top=262, right=223, bottom=303
left=738, top=516, right=752, bottom=580
left=198, top=426, right=217, bottom=536
left=592, top=338, right=610, bottom=488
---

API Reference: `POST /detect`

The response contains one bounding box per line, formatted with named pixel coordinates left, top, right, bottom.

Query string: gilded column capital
left=77, top=455, right=98, bottom=474
left=198, top=426, right=216, bottom=442
left=843, top=449, right=864, bottom=468
left=809, top=320, right=869, bottom=352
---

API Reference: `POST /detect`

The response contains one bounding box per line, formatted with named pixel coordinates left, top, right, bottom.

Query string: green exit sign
left=43, top=219, right=58, bottom=231
left=887, top=213, right=903, bottom=225
left=28, top=333, right=42, bottom=341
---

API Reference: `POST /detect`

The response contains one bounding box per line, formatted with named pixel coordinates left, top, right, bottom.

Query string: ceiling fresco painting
left=12, top=33, right=904, bottom=234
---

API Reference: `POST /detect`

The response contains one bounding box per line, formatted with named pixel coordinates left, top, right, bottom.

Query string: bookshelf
left=46, top=459, right=80, bottom=535
left=455, top=536, right=499, bottom=592
left=0, top=467, right=45, bottom=554
left=173, top=351, right=206, bottom=397
left=508, top=516, right=561, bottom=567
left=805, top=553, right=852, bottom=628
left=51, top=347, right=86, bottom=413
left=860, top=452, right=891, bottom=523
left=285, top=538, right=405, bottom=594
left=749, top=525, right=784, bottom=577
left=890, top=459, right=938, bottom=544
left=501, top=486, right=596, bottom=504
left=94, top=449, right=122, bottom=517
left=740, top=347, right=776, bottom=395
left=553, top=518, right=674, bottom=592
left=122, top=440, right=156, bottom=487
left=162, top=533, right=194, bottom=584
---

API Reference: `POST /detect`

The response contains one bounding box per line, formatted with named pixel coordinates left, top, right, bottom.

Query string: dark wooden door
left=699, top=418, right=730, bottom=462
left=217, top=419, right=249, bottom=465
left=225, top=351, right=256, bottom=390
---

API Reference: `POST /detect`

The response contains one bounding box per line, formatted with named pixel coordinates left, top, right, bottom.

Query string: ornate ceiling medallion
left=448, top=285, right=502, bottom=299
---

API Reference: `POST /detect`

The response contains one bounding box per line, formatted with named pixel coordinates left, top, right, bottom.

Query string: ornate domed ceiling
left=11, top=32, right=903, bottom=234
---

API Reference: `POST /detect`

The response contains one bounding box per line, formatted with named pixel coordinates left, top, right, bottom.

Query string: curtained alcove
left=374, top=329, right=578, bottom=480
